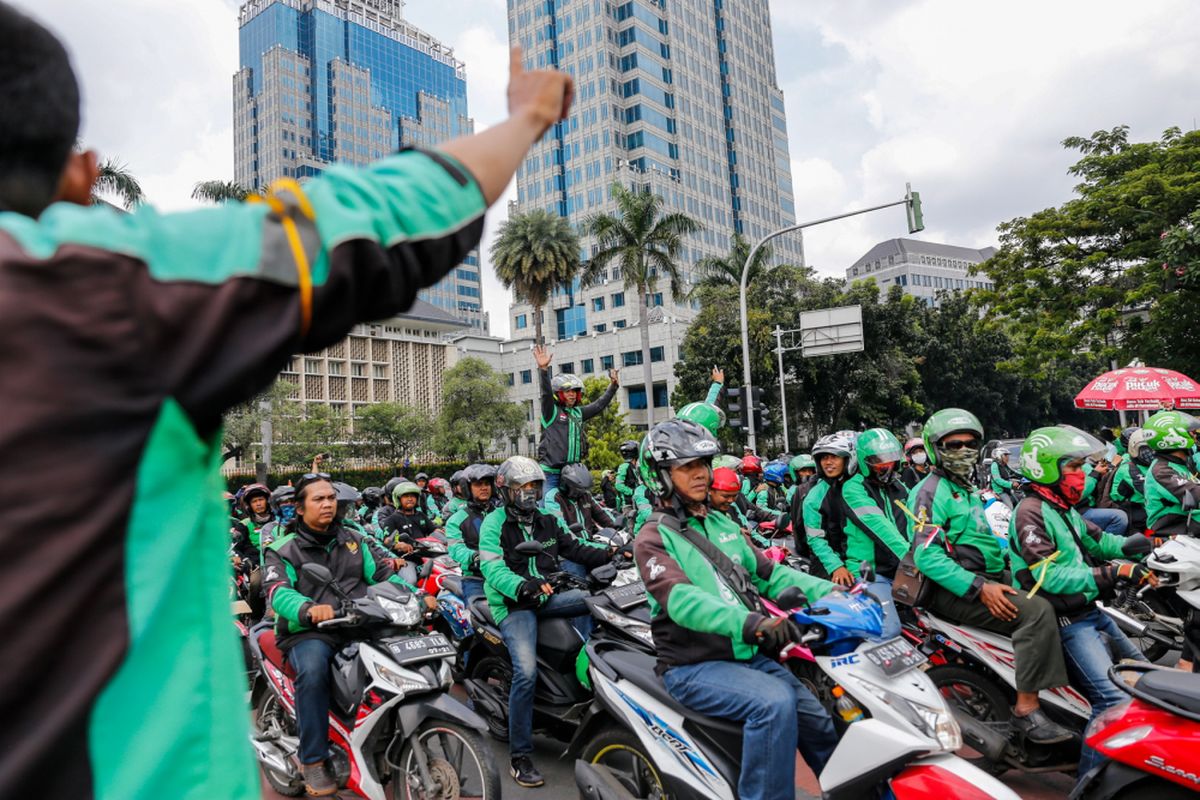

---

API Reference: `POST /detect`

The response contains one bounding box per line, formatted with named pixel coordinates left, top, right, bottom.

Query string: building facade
left=233, top=0, right=487, bottom=331
left=845, top=238, right=998, bottom=305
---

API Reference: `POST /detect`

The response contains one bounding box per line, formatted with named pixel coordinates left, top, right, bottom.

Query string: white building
left=845, top=238, right=998, bottom=305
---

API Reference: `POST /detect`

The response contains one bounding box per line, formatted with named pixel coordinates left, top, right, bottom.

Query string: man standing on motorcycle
left=478, top=456, right=615, bottom=788
left=264, top=475, right=436, bottom=796
left=544, top=463, right=620, bottom=539
left=803, top=431, right=857, bottom=583
left=1007, top=426, right=1155, bottom=779
left=634, top=419, right=840, bottom=800
left=911, top=409, right=1075, bottom=744
left=534, top=345, right=619, bottom=493
left=445, top=464, right=497, bottom=604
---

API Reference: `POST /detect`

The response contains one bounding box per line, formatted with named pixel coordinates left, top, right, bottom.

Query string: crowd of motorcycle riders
left=226, top=352, right=1200, bottom=799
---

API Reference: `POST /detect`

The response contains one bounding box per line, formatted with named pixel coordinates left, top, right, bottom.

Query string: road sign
left=799, top=305, right=864, bottom=357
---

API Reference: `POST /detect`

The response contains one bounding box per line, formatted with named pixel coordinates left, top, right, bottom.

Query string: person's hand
left=389, top=558, right=407, bottom=572
left=744, top=615, right=801, bottom=652
left=609, top=368, right=620, bottom=385
left=979, top=582, right=1019, bottom=621
left=307, top=604, right=336, bottom=625
left=1116, top=562, right=1155, bottom=587
left=231, top=554, right=242, bottom=569
left=395, top=541, right=414, bottom=554
left=1094, top=461, right=1110, bottom=475
left=830, top=567, right=854, bottom=587
left=423, top=594, right=439, bottom=612
left=533, top=344, right=552, bottom=370
left=507, top=46, right=573, bottom=135
left=711, top=365, right=724, bottom=383
left=519, top=579, right=551, bottom=601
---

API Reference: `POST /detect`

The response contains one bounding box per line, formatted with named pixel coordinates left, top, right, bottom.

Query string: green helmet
left=638, top=419, right=721, bottom=498
left=713, top=454, right=743, bottom=472
left=1143, top=410, right=1196, bottom=453
left=1019, top=426, right=1103, bottom=485
left=788, top=453, right=816, bottom=481
left=391, top=480, right=421, bottom=505
left=922, top=408, right=984, bottom=465
left=676, top=402, right=726, bottom=436
left=855, top=428, right=904, bottom=475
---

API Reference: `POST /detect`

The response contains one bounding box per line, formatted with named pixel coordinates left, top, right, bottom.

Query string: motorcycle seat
left=1136, top=669, right=1200, bottom=715
left=256, top=629, right=296, bottom=679
left=603, top=648, right=744, bottom=739
left=439, top=574, right=463, bottom=596
left=469, top=596, right=498, bottom=629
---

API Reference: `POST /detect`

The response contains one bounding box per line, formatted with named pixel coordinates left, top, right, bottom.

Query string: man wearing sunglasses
left=909, top=409, right=1074, bottom=744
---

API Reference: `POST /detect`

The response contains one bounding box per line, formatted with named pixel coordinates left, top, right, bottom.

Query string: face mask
left=937, top=447, right=978, bottom=481
left=911, top=452, right=928, bottom=466
left=513, top=487, right=540, bottom=512
left=279, top=505, right=296, bottom=524
left=1059, top=471, right=1086, bottom=505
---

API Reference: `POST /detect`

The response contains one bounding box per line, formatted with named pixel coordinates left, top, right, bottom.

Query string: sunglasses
left=295, top=471, right=332, bottom=490
left=939, top=439, right=981, bottom=452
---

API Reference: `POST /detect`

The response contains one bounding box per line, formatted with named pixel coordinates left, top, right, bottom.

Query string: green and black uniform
left=0, top=147, right=484, bottom=798
left=802, top=475, right=849, bottom=578
left=615, top=460, right=640, bottom=505
left=1144, top=456, right=1200, bottom=535
left=445, top=501, right=492, bottom=579
left=909, top=472, right=1068, bottom=693
left=544, top=486, right=619, bottom=537
left=1109, top=460, right=1149, bottom=530
left=839, top=472, right=911, bottom=579
left=536, top=368, right=617, bottom=475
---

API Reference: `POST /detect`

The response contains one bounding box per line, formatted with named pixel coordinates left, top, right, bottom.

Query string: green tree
left=271, top=401, right=349, bottom=467
left=192, top=179, right=252, bottom=204
left=977, top=126, right=1200, bottom=379
left=689, top=233, right=778, bottom=297
left=355, top=402, right=435, bottom=469
left=583, top=183, right=700, bottom=426
left=92, top=158, right=143, bottom=209
left=221, top=379, right=297, bottom=465
left=434, top=357, right=526, bottom=460
left=491, top=209, right=581, bottom=344
left=581, top=376, right=636, bottom=472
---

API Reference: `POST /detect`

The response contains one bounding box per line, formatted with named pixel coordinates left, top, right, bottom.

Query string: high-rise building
left=845, top=238, right=997, bottom=306
left=233, top=0, right=487, bottom=331
left=505, top=0, right=797, bottom=419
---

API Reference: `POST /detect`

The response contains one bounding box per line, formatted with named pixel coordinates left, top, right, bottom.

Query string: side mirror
left=592, top=563, right=618, bottom=583
left=611, top=514, right=626, bottom=528
left=514, top=540, right=544, bottom=557
left=858, top=562, right=876, bottom=584
left=569, top=522, right=585, bottom=534
left=775, top=586, right=807, bottom=610
left=301, top=563, right=335, bottom=586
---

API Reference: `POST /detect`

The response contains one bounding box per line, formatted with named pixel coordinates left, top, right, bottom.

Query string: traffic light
left=751, top=387, right=770, bottom=432
left=727, top=387, right=745, bottom=430
left=728, top=387, right=770, bottom=432
left=906, top=184, right=924, bottom=234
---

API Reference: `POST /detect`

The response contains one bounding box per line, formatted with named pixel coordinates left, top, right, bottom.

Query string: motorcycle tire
left=580, top=724, right=669, bottom=799
left=927, top=664, right=1012, bottom=776
left=253, top=691, right=305, bottom=797
left=392, top=720, right=501, bottom=800
left=468, top=655, right=512, bottom=742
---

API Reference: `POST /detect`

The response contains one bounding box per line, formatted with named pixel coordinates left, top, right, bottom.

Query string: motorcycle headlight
left=855, top=679, right=962, bottom=751
left=378, top=595, right=422, bottom=626
left=592, top=604, right=654, bottom=647
left=374, top=662, right=433, bottom=695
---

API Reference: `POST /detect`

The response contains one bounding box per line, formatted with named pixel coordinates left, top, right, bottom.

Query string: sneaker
left=510, top=755, right=545, bottom=788
left=301, top=761, right=338, bottom=797
left=1011, top=707, right=1075, bottom=745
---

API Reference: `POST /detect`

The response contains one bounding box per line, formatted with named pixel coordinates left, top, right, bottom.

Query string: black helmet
left=268, top=485, right=295, bottom=516
left=495, top=456, right=545, bottom=516
left=561, top=463, right=594, bottom=496
left=382, top=477, right=404, bottom=503
left=638, top=418, right=721, bottom=498
left=362, top=486, right=384, bottom=508
left=1119, top=427, right=1139, bottom=453
left=449, top=470, right=469, bottom=497
left=241, top=483, right=270, bottom=503
left=332, top=481, right=360, bottom=518
left=463, top=463, right=498, bottom=484
left=619, top=440, right=639, bottom=459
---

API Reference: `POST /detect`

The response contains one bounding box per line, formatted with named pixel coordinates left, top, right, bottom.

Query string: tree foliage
left=434, top=357, right=526, bottom=461
left=689, top=233, right=780, bottom=296
left=271, top=400, right=349, bottom=467
left=581, top=376, right=636, bottom=472
left=355, top=402, right=435, bottom=469
left=192, top=179, right=252, bottom=204
left=491, top=209, right=581, bottom=344
left=92, top=158, right=143, bottom=209
left=221, top=379, right=297, bottom=465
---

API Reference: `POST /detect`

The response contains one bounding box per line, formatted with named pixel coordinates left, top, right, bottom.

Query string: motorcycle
left=572, top=585, right=1020, bottom=800
left=1069, top=662, right=1200, bottom=799
left=249, top=563, right=500, bottom=799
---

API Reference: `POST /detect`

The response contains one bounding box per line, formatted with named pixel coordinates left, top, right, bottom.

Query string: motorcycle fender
left=563, top=702, right=612, bottom=759
left=575, top=759, right=639, bottom=800
left=1068, top=760, right=1154, bottom=800
left=394, top=692, right=488, bottom=738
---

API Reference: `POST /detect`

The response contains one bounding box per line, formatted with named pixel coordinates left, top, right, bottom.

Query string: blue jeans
left=561, top=559, right=589, bottom=580
left=1060, top=609, right=1144, bottom=778
left=663, top=654, right=838, bottom=800
left=542, top=469, right=560, bottom=495
left=286, top=638, right=337, bottom=764
left=461, top=576, right=485, bottom=604
left=498, top=589, right=593, bottom=756
left=1081, top=507, right=1129, bottom=537
left=867, top=576, right=902, bottom=640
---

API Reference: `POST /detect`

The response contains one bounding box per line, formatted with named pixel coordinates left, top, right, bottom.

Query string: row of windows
left=895, top=274, right=994, bottom=291
left=511, top=346, right=667, bottom=386
left=292, top=358, right=389, bottom=378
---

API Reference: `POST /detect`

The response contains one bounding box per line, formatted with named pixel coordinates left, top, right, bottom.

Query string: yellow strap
left=1025, top=550, right=1061, bottom=598
left=247, top=180, right=316, bottom=338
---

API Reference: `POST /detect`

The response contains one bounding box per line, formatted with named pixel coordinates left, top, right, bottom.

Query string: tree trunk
left=533, top=302, right=544, bottom=345
left=638, top=286, right=655, bottom=427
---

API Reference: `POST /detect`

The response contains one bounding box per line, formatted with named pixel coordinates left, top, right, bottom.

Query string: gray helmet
left=812, top=431, right=857, bottom=475
left=449, top=470, right=468, bottom=496
left=463, top=463, right=498, bottom=484
left=638, top=418, right=721, bottom=498
left=495, top=455, right=546, bottom=514
left=551, top=373, right=585, bottom=394
left=415, top=472, right=429, bottom=482
left=1119, top=427, right=1139, bottom=453
left=561, top=463, right=594, bottom=496
left=619, top=440, right=640, bottom=459
left=268, top=485, right=295, bottom=515
left=332, top=481, right=360, bottom=517
left=1128, top=428, right=1155, bottom=467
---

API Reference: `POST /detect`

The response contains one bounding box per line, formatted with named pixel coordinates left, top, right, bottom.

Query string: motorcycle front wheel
left=393, top=720, right=500, bottom=800
left=581, top=725, right=668, bottom=799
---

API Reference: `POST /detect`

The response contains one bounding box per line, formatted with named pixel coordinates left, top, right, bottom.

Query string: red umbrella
left=1075, top=367, right=1200, bottom=411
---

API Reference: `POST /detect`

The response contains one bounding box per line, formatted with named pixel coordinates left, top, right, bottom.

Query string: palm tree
left=92, top=159, right=143, bottom=209
left=191, top=179, right=251, bottom=204
left=582, top=183, right=700, bottom=425
left=690, top=233, right=776, bottom=297
left=490, top=209, right=582, bottom=344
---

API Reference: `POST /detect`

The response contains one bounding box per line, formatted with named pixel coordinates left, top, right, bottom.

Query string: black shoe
left=1011, top=707, right=1075, bottom=745
left=510, top=755, right=545, bottom=788
left=301, top=760, right=338, bottom=796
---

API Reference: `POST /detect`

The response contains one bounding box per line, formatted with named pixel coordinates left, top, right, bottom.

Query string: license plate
left=386, top=633, right=454, bottom=664
left=863, top=637, right=926, bottom=677
left=605, top=582, right=647, bottom=610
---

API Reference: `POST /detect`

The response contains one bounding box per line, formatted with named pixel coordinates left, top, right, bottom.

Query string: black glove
left=1112, top=562, right=1152, bottom=586
left=615, top=542, right=635, bottom=559
left=742, top=614, right=801, bottom=653
left=518, top=579, right=545, bottom=602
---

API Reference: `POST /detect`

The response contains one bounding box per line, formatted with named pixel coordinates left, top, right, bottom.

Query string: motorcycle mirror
left=611, top=514, right=626, bottom=528
left=569, top=522, right=585, bottom=533
left=592, top=563, right=618, bottom=583
left=513, top=540, right=543, bottom=557
left=301, top=563, right=335, bottom=586
left=858, top=562, right=876, bottom=584
left=775, top=586, right=807, bottom=610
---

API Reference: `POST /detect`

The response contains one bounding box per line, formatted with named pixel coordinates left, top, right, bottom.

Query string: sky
left=15, top=0, right=1200, bottom=338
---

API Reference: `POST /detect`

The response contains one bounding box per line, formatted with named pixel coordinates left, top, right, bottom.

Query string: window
left=305, top=358, right=322, bottom=374
left=592, top=296, right=605, bottom=312
left=650, top=346, right=664, bottom=362
left=614, top=319, right=627, bottom=329
left=373, top=364, right=387, bottom=378
left=581, top=358, right=594, bottom=374
left=593, top=323, right=607, bottom=333
left=600, top=355, right=615, bottom=371
left=560, top=362, right=575, bottom=374
left=328, top=361, right=345, bottom=376
left=506, top=373, right=515, bottom=386
left=612, top=292, right=625, bottom=307
left=351, top=362, right=366, bottom=377
left=520, top=369, right=533, bottom=384
left=626, top=383, right=670, bottom=409
left=646, top=292, right=663, bottom=307
left=622, top=350, right=644, bottom=367
left=556, top=305, right=587, bottom=340
left=515, top=313, right=528, bottom=330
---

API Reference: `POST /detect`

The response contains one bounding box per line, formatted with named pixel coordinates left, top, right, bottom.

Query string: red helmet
left=741, top=455, right=763, bottom=476
left=711, top=467, right=742, bottom=493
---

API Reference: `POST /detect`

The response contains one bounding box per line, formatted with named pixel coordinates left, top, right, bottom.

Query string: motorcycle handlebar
left=317, top=615, right=358, bottom=628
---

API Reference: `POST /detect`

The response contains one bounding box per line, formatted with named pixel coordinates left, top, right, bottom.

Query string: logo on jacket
left=346, top=540, right=359, bottom=554
left=265, top=566, right=280, bottom=583
left=646, top=556, right=665, bottom=580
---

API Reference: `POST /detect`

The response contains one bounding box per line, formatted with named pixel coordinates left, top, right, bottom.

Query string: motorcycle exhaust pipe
left=952, top=711, right=1008, bottom=763
left=252, top=735, right=299, bottom=777
left=1101, top=605, right=1178, bottom=648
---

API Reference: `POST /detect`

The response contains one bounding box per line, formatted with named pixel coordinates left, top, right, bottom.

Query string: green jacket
left=989, top=460, right=1014, bottom=493
left=443, top=496, right=467, bottom=518
left=803, top=478, right=849, bottom=575
left=840, top=473, right=912, bottom=579
left=1145, top=456, right=1200, bottom=532
left=741, top=477, right=758, bottom=503
left=1008, top=494, right=1125, bottom=614
left=1110, top=461, right=1147, bottom=506
left=615, top=461, right=639, bottom=502
left=909, top=472, right=1006, bottom=600
left=754, top=483, right=787, bottom=519
left=634, top=507, right=834, bottom=669
left=445, top=502, right=490, bottom=578
left=632, top=484, right=652, bottom=533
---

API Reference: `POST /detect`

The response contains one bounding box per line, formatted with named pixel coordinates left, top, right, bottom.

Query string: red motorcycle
left=1070, top=662, right=1200, bottom=800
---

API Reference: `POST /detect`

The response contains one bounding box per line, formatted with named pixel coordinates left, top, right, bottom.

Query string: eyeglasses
left=295, top=472, right=331, bottom=490
left=939, top=439, right=981, bottom=452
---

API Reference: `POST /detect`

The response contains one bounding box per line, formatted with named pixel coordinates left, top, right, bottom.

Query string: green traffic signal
left=907, top=189, right=924, bottom=234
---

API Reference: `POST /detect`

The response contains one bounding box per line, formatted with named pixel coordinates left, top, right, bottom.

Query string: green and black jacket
left=839, top=472, right=912, bottom=579
left=1145, top=456, right=1200, bottom=534
left=803, top=476, right=849, bottom=576
left=445, top=501, right=491, bottom=578
left=544, top=486, right=619, bottom=536
left=909, top=471, right=1007, bottom=600
left=0, top=148, right=483, bottom=798
left=615, top=460, right=639, bottom=502
left=537, top=368, right=617, bottom=470
left=634, top=507, right=834, bottom=673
